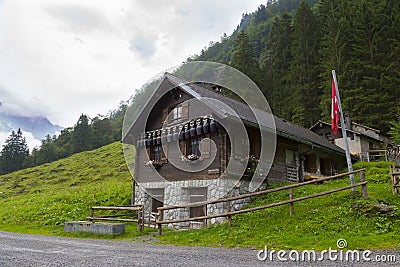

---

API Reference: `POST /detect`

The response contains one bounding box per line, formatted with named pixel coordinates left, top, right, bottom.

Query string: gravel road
left=0, top=231, right=398, bottom=266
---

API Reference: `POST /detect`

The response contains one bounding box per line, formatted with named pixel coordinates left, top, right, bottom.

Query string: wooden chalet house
left=123, top=73, right=347, bottom=228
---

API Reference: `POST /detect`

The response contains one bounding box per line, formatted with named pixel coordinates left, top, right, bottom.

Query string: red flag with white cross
left=331, top=77, right=339, bottom=135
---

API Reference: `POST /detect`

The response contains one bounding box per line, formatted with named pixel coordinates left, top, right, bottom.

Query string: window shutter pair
left=162, top=102, right=188, bottom=123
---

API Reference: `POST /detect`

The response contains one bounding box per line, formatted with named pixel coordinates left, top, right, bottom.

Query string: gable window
left=171, top=105, right=182, bottom=121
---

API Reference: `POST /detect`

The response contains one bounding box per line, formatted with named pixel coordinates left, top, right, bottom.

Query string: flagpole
left=332, top=70, right=355, bottom=191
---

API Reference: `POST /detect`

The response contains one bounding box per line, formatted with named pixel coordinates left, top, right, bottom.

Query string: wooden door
left=188, top=188, right=207, bottom=223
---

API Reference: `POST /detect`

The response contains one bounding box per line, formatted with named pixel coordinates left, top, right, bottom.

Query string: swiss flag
left=331, top=77, right=339, bottom=135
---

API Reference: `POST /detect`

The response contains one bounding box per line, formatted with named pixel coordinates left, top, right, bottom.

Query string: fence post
left=89, top=207, right=94, bottom=222
left=396, top=166, right=399, bottom=195
left=390, top=165, right=399, bottom=195
left=289, top=188, right=294, bottom=216
left=157, top=209, right=163, bottom=235
left=148, top=211, right=151, bottom=231
left=141, top=208, right=144, bottom=232
left=142, top=205, right=145, bottom=231
left=360, top=170, right=368, bottom=199
left=137, top=206, right=143, bottom=232
left=390, top=165, right=395, bottom=194
left=226, top=200, right=232, bottom=227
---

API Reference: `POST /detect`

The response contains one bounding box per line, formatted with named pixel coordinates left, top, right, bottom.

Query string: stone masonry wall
left=135, top=178, right=267, bottom=229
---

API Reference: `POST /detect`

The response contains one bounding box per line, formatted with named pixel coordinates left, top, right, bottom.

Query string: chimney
left=344, top=113, right=352, bottom=130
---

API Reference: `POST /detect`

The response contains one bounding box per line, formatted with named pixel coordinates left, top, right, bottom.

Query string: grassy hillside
left=159, top=161, right=400, bottom=250
left=0, top=142, right=137, bottom=237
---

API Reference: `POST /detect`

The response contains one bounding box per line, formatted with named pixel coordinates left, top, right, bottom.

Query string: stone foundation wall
left=135, top=178, right=267, bottom=229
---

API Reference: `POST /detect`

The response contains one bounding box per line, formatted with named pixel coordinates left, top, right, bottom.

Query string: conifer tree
left=230, top=30, right=262, bottom=87
left=0, top=129, right=29, bottom=174
left=72, top=114, right=91, bottom=153
left=290, top=0, right=321, bottom=127
left=261, top=12, right=293, bottom=120
left=389, top=107, right=400, bottom=144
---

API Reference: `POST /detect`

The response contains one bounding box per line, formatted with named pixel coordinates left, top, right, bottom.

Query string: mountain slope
left=0, top=112, right=62, bottom=139
left=0, top=102, right=62, bottom=148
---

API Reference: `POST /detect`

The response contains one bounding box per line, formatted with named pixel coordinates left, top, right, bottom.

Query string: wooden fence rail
left=156, top=169, right=367, bottom=235
left=87, top=205, right=144, bottom=232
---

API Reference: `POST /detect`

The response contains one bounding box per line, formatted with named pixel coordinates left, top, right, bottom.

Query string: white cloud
left=129, top=31, right=158, bottom=60
left=0, top=130, right=41, bottom=152
left=44, top=4, right=112, bottom=34
left=0, top=0, right=265, bottom=127
left=23, top=131, right=42, bottom=151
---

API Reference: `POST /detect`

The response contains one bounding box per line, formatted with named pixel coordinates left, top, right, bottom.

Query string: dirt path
left=0, top=231, right=398, bottom=266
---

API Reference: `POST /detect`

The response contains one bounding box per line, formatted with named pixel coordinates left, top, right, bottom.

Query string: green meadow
left=0, top=142, right=399, bottom=250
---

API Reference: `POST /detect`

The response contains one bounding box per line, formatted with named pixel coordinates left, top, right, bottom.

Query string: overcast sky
left=0, top=0, right=265, bottom=127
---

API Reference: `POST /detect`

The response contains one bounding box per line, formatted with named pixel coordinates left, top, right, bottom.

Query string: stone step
left=64, top=221, right=126, bottom=234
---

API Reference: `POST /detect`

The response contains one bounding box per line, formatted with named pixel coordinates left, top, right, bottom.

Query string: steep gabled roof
left=124, top=73, right=345, bottom=155
left=309, top=120, right=383, bottom=143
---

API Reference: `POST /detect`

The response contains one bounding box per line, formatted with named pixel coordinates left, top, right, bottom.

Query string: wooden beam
left=91, top=206, right=142, bottom=211
left=86, top=217, right=139, bottom=223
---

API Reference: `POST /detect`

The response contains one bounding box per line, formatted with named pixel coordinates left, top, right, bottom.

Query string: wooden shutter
left=179, top=140, right=187, bottom=156
left=181, top=102, right=189, bottom=120
left=161, top=144, right=168, bottom=163
left=233, top=136, right=242, bottom=157
left=146, top=147, right=151, bottom=160
left=200, top=136, right=211, bottom=158
left=162, top=108, right=169, bottom=125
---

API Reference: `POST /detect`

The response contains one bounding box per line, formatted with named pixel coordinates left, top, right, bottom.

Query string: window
left=369, top=141, right=374, bottom=150
left=325, top=132, right=332, bottom=140
left=188, top=137, right=202, bottom=156
left=285, top=149, right=296, bottom=166
left=171, top=105, right=182, bottom=121
left=153, top=145, right=162, bottom=162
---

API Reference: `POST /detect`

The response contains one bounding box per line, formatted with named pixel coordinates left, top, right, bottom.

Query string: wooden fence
left=387, top=146, right=400, bottom=165
left=360, top=150, right=387, bottom=162
left=87, top=205, right=145, bottom=232
left=156, top=169, right=367, bottom=235
left=390, top=165, right=400, bottom=195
